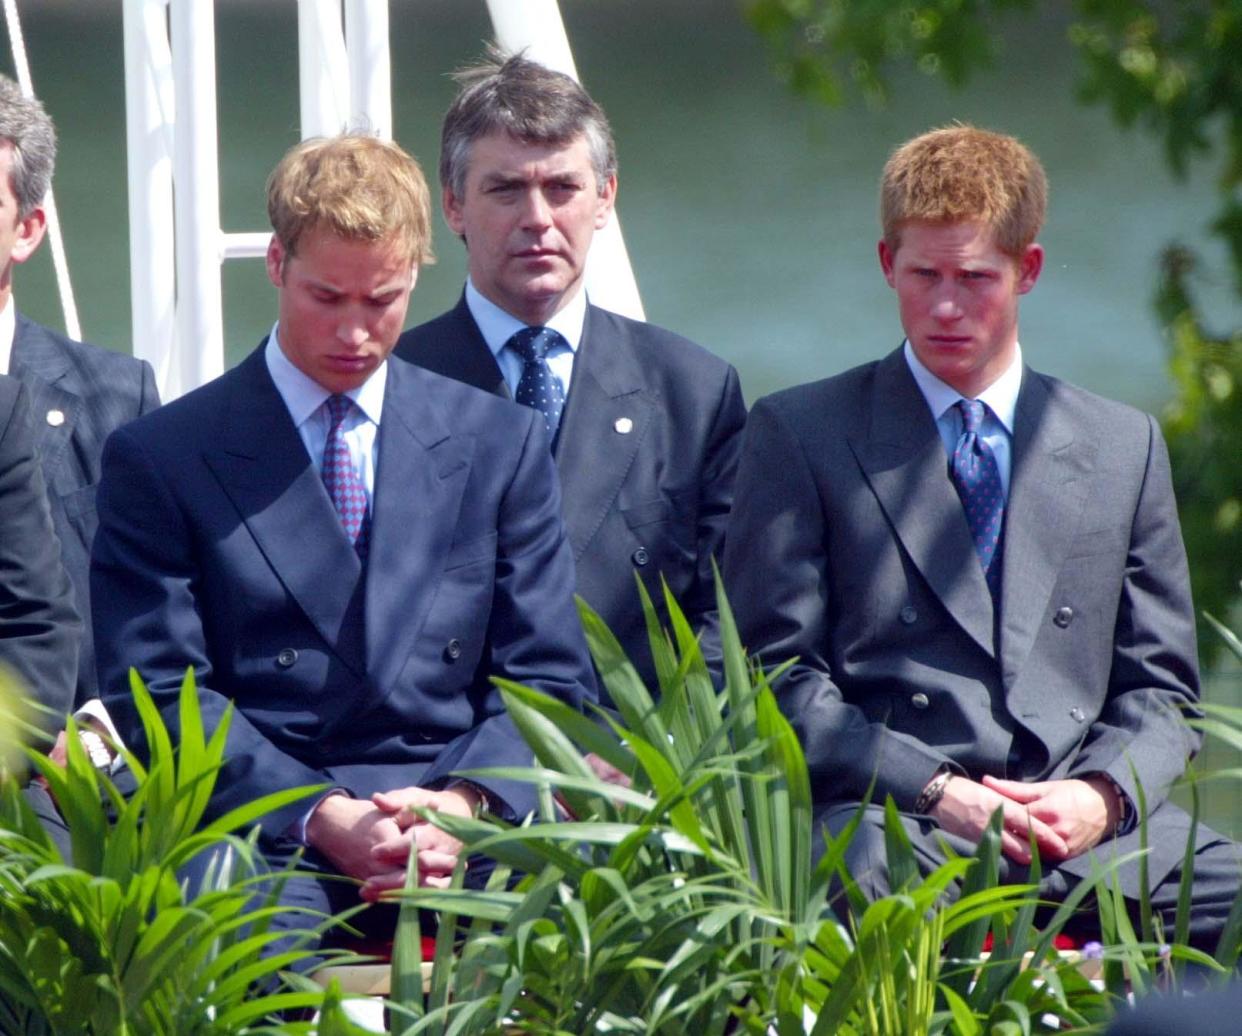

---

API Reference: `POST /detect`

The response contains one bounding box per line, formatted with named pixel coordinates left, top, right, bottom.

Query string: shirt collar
left=264, top=323, right=387, bottom=427
left=903, top=339, right=1023, bottom=434
left=0, top=296, right=16, bottom=375
left=464, top=277, right=586, bottom=361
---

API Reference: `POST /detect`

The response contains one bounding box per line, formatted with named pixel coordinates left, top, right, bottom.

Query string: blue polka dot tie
left=322, top=394, right=369, bottom=561
left=950, top=398, right=1004, bottom=596
left=508, top=326, right=566, bottom=442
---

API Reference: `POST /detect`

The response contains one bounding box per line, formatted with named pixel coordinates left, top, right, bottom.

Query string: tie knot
left=956, top=398, right=986, bottom=434
left=507, top=326, right=561, bottom=363
left=325, top=393, right=354, bottom=428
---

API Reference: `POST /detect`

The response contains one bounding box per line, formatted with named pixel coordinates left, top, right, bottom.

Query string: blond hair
left=267, top=134, right=434, bottom=265
left=880, top=124, right=1047, bottom=257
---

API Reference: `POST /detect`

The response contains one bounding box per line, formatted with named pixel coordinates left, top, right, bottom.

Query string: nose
left=931, top=285, right=963, bottom=322
left=336, top=310, right=369, bottom=348
left=519, top=187, right=553, bottom=231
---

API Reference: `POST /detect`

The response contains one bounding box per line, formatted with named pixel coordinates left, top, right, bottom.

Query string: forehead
left=288, top=228, right=412, bottom=283
left=894, top=220, right=1010, bottom=263
left=465, top=130, right=594, bottom=180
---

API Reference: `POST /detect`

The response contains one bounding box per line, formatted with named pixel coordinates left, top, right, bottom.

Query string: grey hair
left=440, top=47, right=616, bottom=199
left=0, top=73, right=56, bottom=219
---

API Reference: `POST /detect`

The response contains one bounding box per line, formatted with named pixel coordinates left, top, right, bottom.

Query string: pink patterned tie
left=950, top=398, right=1004, bottom=596
left=322, top=394, right=369, bottom=559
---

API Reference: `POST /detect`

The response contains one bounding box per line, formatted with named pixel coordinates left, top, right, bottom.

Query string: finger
left=982, top=775, right=1045, bottom=802
left=359, top=871, right=410, bottom=901
left=999, top=829, right=1032, bottom=864
left=416, top=849, right=459, bottom=876
left=421, top=873, right=453, bottom=889
left=1002, top=806, right=1067, bottom=859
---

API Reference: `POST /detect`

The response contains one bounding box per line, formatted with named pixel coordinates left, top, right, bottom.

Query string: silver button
left=1069, top=706, right=1086, bottom=723
left=632, top=547, right=649, bottom=566
left=614, top=417, right=633, bottom=434
left=46, top=408, right=65, bottom=427
left=911, top=692, right=930, bottom=710
left=899, top=605, right=918, bottom=625
left=1053, top=606, right=1074, bottom=628
left=276, top=648, right=298, bottom=668
left=444, top=638, right=463, bottom=661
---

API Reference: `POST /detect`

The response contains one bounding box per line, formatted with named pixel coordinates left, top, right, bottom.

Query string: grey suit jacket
left=10, top=312, right=159, bottom=706
left=397, top=296, right=747, bottom=694
left=724, top=347, right=1206, bottom=885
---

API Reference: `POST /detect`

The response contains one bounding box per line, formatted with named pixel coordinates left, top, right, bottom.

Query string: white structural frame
left=122, top=0, right=643, bottom=402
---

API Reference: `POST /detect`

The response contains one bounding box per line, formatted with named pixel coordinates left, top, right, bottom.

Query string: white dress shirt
left=0, top=296, right=15, bottom=375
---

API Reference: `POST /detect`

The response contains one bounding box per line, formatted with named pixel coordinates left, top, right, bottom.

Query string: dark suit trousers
left=818, top=802, right=1242, bottom=955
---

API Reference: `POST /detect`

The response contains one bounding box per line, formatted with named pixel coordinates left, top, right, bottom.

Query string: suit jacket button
left=276, top=648, right=298, bottom=668
left=1053, top=606, right=1074, bottom=628
left=444, top=638, right=463, bottom=661
left=899, top=605, right=918, bottom=625
left=632, top=547, right=649, bottom=566
left=911, top=692, right=930, bottom=710
left=1069, top=706, right=1086, bottom=723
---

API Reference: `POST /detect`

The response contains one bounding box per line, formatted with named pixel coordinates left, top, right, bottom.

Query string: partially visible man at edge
left=397, top=51, right=746, bottom=697
left=93, top=133, right=596, bottom=939
left=724, top=124, right=1239, bottom=949
left=0, top=74, right=158, bottom=718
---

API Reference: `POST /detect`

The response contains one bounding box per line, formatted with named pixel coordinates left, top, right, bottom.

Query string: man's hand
left=361, top=785, right=479, bottom=898
left=982, top=775, right=1121, bottom=861
left=305, top=794, right=405, bottom=885
left=931, top=775, right=1070, bottom=865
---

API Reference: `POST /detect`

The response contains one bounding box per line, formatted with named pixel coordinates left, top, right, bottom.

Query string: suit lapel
left=554, top=306, right=651, bottom=560
left=10, top=315, right=79, bottom=480
left=203, top=348, right=367, bottom=677
left=998, top=370, right=1092, bottom=690
left=850, top=350, right=996, bottom=658
left=443, top=296, right=511, bottom=398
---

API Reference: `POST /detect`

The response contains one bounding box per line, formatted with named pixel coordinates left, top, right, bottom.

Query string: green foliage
left=384, top=575, right=1184, bottom=1034
left=0, top=667, right=344, bottom=1035
left=744, top=0, right=1242, bottom=655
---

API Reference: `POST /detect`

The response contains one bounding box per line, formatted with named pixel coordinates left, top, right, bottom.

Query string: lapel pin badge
left=46, top=409, right=65, bottom=427
left=614, top=417, right=633, bottom=435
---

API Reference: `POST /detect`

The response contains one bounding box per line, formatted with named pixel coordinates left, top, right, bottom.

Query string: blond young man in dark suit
left=93, top=135, right=595, bottom=937
left=724, top=125, right=1238, bottom=948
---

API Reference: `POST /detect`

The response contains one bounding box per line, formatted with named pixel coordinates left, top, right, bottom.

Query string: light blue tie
left=950, top=398, right=1004, bottom=596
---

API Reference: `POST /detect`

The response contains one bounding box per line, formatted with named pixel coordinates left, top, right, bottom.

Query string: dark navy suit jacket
left=10, top=312, right=158, bottom=706
left=0, top=374, right=79, bottom=730
left=397, top=296, right=746, bottom=692
left=92, top=346, right=596, bottom=844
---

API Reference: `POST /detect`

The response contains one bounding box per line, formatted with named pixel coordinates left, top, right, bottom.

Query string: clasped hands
left=305, top=785, right=479, bottom=901
left=930, top=773, right=1123, bottom=866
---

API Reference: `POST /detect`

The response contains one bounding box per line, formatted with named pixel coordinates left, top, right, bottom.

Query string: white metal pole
left=483, top=0, right=644, bottom=320
left=298, top=0, right=349, bottom=138
left=169, top=0, right=224, bottom=393
left=122, top=0, right=176, bottom=394
left=344, top=0, right=391, bottom=138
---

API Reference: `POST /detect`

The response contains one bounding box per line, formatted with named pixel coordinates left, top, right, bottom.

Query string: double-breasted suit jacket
left=10, top=312, right=159, bottom=706
left=397, top=296, right=747, bottom=690
left=724, top=347, right=1207, bottom=888
left=93, top=346, right=596, bottom=844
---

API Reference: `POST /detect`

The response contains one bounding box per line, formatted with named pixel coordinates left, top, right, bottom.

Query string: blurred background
left=4, top=0, right=1239, bottom=826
